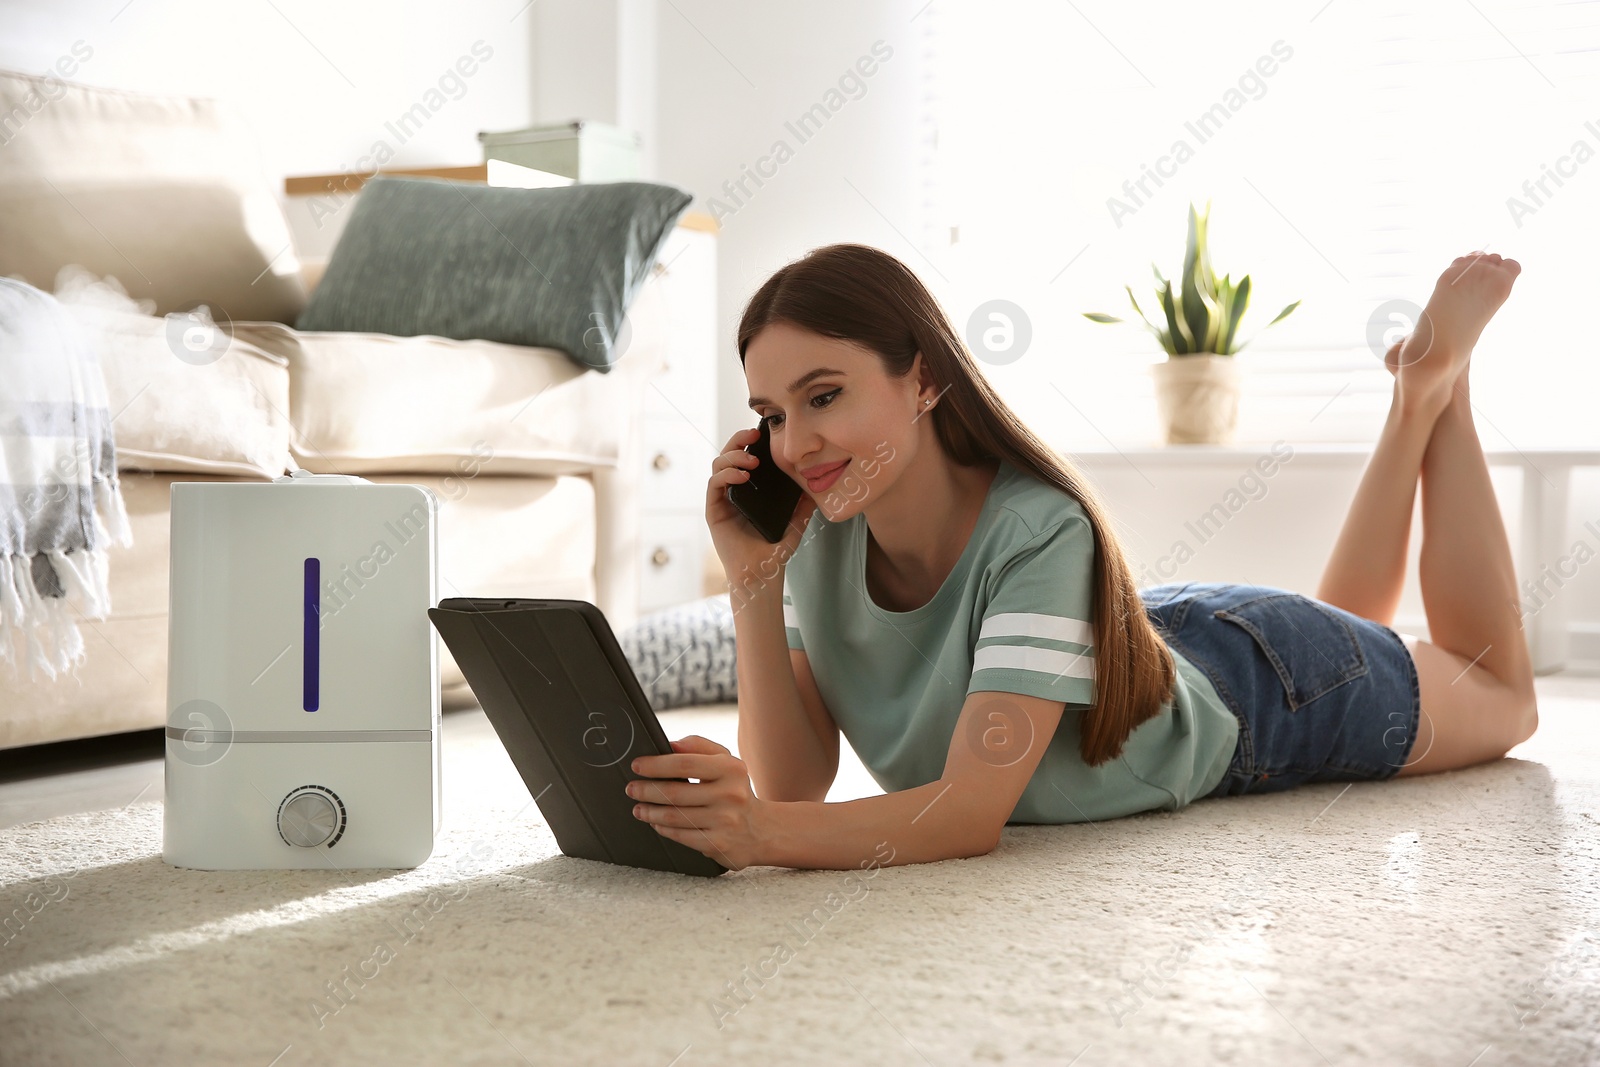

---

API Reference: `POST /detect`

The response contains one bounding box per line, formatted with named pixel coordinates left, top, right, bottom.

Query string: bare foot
left=1388, top=252, right=1520, bottom=414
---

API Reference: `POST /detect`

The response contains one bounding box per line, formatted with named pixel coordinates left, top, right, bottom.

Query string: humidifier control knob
left=277, top=786, right=346, bottom=848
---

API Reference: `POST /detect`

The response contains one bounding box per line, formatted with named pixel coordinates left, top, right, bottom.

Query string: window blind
left=919, top=0, right=1600, bottom=447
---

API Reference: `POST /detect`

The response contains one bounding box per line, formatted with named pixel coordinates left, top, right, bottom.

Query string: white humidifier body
left=163, top=471, right=441, bottom=870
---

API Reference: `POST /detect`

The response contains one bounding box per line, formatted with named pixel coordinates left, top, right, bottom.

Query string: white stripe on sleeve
left=978, top=611, right=1093, bottom=649
left=972, top=643, right=1096, bottom=681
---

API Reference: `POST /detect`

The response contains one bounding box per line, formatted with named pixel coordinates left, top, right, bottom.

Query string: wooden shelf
left=284, top=164, right=494, bottom=197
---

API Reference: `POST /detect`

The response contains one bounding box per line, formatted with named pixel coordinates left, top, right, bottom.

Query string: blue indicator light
left=304, top=557, right=320, bottom=712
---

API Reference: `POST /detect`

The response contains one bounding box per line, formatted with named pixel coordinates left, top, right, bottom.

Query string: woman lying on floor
left=626, top=243, right=1538, bottom=871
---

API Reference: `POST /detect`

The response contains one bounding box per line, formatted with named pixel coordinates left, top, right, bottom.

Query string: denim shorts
left=1138, top=581, right=1421, bottom=798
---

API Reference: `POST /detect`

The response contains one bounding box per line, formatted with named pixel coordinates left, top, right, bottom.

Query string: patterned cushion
left=617, top=594, right=737, bottom=711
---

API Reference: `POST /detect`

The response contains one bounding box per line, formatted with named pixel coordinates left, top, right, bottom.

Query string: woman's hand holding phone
left=706, top=426, right=818, bottom=588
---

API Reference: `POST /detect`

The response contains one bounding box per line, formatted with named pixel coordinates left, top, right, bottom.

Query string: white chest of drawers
left=638, top=217, right=719, bottom=615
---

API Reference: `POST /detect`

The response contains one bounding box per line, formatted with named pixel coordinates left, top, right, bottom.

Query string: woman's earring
left=923, top=399, right=931, bottom=406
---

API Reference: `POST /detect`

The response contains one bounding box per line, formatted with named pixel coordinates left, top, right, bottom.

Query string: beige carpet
left=2, top=696, right=1598, bottom=1066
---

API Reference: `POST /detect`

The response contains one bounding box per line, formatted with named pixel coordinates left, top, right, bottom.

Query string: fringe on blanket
left=0, top=457, right=134, bottom=685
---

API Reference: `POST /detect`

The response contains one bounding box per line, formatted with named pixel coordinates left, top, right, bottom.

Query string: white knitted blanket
left=0, top=276, right=132, bottom=682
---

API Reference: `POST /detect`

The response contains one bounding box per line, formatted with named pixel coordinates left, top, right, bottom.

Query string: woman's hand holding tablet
left=626, top=735, right=770, bottom=872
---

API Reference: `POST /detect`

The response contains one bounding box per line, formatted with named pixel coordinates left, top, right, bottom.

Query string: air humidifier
left=163, top=471, right=441, bottom=869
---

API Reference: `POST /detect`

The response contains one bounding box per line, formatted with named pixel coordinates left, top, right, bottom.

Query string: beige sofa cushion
left=52, top=270, right=294, bottom=479
left=230, top=267, right=669, bottom=477
left=0, top=69, right=307, bottom=323
left=360, top=472, right=598, bottom=706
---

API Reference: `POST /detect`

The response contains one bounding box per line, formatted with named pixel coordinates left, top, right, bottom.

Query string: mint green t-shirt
left=780, top=457, right=1239, bottom=823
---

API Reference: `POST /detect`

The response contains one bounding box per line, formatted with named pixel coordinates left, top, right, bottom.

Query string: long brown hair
left=737, top=243, right=1176, bottom=767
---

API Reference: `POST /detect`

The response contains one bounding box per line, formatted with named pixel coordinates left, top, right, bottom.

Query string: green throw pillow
left=295, top=176, right=693, bottom=373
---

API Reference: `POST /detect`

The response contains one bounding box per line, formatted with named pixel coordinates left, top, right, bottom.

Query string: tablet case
left=427, top=598, right=727, bottom=878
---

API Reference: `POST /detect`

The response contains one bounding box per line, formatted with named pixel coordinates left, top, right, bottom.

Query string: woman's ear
left=910, top=351, right=940, bottom=406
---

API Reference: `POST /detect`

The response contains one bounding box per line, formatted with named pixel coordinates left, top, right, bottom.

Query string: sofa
left=0, top=69, right=692, bottom=750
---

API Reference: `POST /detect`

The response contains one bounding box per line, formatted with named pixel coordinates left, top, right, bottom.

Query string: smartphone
left=725, top=418, right=804, bottom=543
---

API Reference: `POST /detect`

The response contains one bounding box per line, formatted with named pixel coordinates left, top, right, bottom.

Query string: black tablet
left=427, top=597, right=727, bottom=878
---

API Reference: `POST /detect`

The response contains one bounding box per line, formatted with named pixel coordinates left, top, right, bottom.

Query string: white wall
left=649, top=1, right=932, bottom=454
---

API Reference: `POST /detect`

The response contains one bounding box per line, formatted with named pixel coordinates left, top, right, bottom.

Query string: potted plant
left=1084, top=200, right=1300, bottom=444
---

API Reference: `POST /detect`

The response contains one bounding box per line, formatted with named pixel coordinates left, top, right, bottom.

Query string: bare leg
left=1320, top=251, right=1524, bottom=638
left=1390, top=373, right=1539, bottom=777
left=1314, top=341, right=1425, bottom=627
left=1318, top=253, right=1538, bottom=776
left=1415, top=385, right=1533, bottom=694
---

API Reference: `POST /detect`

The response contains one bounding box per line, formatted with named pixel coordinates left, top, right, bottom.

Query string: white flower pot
left=1152, top=354, right=1241, bottom=445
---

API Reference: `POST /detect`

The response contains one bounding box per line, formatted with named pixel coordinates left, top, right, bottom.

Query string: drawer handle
left=652, top=451, right=671, bottom=471
left=651, top=547, right=671, bottom=567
